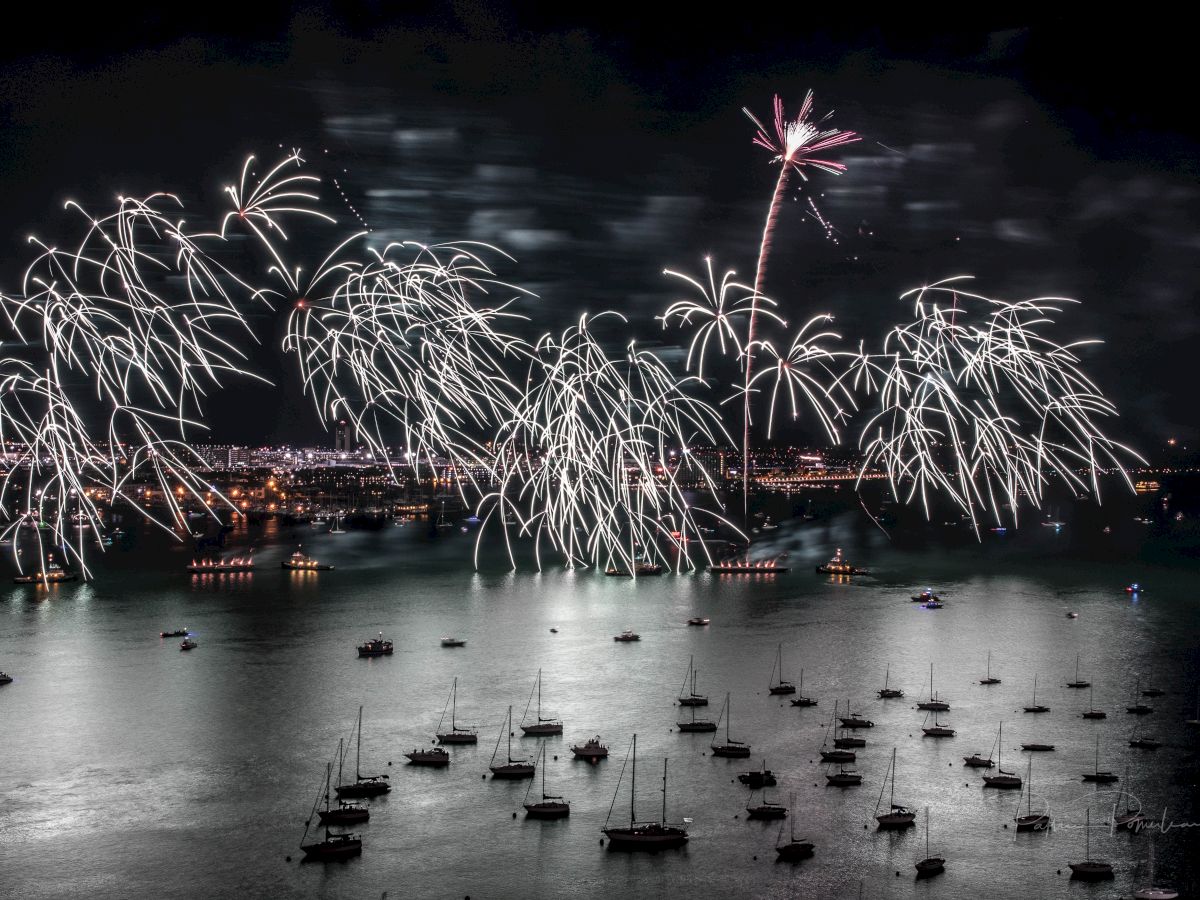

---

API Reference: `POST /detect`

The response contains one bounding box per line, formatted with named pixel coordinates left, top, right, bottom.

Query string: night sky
left=2, top=7, right=1196, bottom=449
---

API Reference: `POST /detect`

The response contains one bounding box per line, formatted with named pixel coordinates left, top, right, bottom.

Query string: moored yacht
left=1068, top=809, right=1113, bottom=881
left=710, top=693, right=751, bottom=757
left=982, top=723, right=1022, bottom=789
left=874, top=748, right=915, bottom=829
left=335, top=707, right=391, bottom=798
left=489, top=706, right=535, bottom=779
left=435, top=678, right=478, bottom=744
left=13, top=557, right=78, bottom=584
left=282, top=546, right=333, bottom=570
left=519, top=668, right=563, bottom=736
left=404, top=745, right=450, bottom=767
left=571, top=736, right=609, bottom=762
left=601, top=736, right=688, bottom=850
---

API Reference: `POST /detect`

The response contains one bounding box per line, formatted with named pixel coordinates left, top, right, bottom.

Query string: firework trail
left=0, top=151, right=325, bottom=579
left=479, top=313, right=734, bottom=572
left=850, top=277, right=1141, bottom=533
left=283, top=239, right=533, bottom=490
left=739, top=92, right=859, bottom=505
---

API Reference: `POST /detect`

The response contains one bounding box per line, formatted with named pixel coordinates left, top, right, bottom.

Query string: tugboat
left=613, top=629, right=640, bottom=642
left=13, top=557, right=78, bottom=584
left=357, top=632, right=393, bottom=657
left=160, top=628, right=189, bottom=638
left=571, top=735, right=609, bottom=762
left=282, top=546, right=333, bottom=570
left=601, top=735, right=688, bottom=850
left=815, top=548, right=866, bottom=575
left=180, top=637, right=198, bottom=651
left=186, top=553, right=254, bottom=573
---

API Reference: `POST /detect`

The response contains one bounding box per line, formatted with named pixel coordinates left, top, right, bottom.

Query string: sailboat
left=435, top=501, right=453, bottom=530
left=1068, top=808, right=1114, bottom=881
left=318, top=739, right=369, bottom=824
left=1013, top=756, right=1050, bottom=831
left=601, top=735, right=688, bottom=850
left=523, top=744, right=570, bottom=819
left=915, top=663, right=950, bottom=711
left=775, top=792, right=815, bottom=861
left=328, top=513, right=346, bottom=534
left=1129, top=717, right=1162, bottom=750
left=979, top=650, right=1001, bottom=685
left=436, top=677, right=478, bottom=744
left=877, top=664, right=904, bottom=699
left=1127, top=676, right=1154, bottom=715
left=834, top=699, right=867, bottom=748
left=921, top=712, right=955, bottom=738
left=1133, top=835, right=1179, bottom=899
left=982, top=722, right=1022, bottom=788
left=711, top=693, right=751, bottom=757
left=746, top=787, right=787, bottom=819
left=1081, top=734, right=1118, bottom=783
left=838, top=700, right=874, bottom=729
left=677, top=656, right=708, bottom=707
left=874, top=748, right=915, bottom=829
left=768, top=644, right=796, bottom=695
left=1113, top=762, right=1144, bottom=830
left=1082, top=684, right=1107, bottom=719
left=676, top=693, right=717, bottom=732
left=820, top=701, right=856, bottom=763
left=520, top=668, right=563, bottom=736
left=335, top=706, right=390, bottom=798
left=1023, top=674, right=1050, bottom=713
left=789, top=669, right=818, bottom=707
left=914, top=807, right=945, bottom=877
left=1066, top=653, right=1090, bottom=688
left=489, top=706, right=535, bottom=779
left=301, top=762, right=364, bottom=861
left=1140, top=678, right=1165, bottom=698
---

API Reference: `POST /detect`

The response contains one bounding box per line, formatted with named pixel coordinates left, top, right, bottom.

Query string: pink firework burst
left=743, top=91, right=860, bottom=176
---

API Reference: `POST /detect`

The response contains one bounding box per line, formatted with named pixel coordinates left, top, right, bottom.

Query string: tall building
left=334, top=420, right=355, bottom=453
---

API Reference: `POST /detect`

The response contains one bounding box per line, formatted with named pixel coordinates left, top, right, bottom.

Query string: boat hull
left=437, top=732, right=478, bottom=745
left=1014, top=814, right=1050, bottom=832
left=677, top=696, right=709, bottom=707
left=768, top=684, right=796, bottom=695
left=405, top=752, right=450, bottom=767
left=1069, top=862, right=1114, bottom=881
left=746, top=805, right=787, bottom=820
left=301, top=837, right=362, bottom=860
left=676, top=722, right=717, bottom=733
left=520, top=723, right=563, bottom=736
left=775, top=841, right=814, bottom=861
left=710, top=743, right=751, bottom=758
left=335, top=781, right=390, bottom=798
left=490, top=764, right=535, bottom=779
left=318, top=807, right=369, bottom=825
left=876, top=813, right=916, bottom=830
left=603, top=826, right=688, bottom=850
left=789, top=697, right=818, bottom=707
left=524, top=802, right=570, bottom=819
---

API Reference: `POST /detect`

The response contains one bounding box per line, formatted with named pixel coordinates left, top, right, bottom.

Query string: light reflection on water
left=1, top=509, right=1198, bottom=898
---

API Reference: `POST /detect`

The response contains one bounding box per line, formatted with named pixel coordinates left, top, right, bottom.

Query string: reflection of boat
left=335, top=706, right=391, bottom=798
left=436, top=678, right=478, bottom=745
left=282, top=547, right=333, bottom=570
left=13, top=558, right=78, bottom=584
left=357, top=633, right=393, bottom=657
left=602, top=735, right=688, bottom=850
left=571, top=735, right=608, bottom=762
left=186, top=554, right=254, bottom=573
left=815, top=548, right=866, bottom=575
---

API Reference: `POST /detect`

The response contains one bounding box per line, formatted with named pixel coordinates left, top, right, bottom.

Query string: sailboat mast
left=630, top=734, right=637, bottom=825
left=890, top=747, right=896, bottom=807
left=323, top=761, right=332, bottom=839
left=997, top=722, right=1002, bottom=771
left=451, top=677, right=457, bottom=728
left=662, top=758, right=668, bottom=825
left=355, top=705, right=363, bottom=780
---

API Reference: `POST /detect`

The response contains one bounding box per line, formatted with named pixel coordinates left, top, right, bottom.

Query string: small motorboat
left=1129, top=737, right=1162, bottom=750
left=686, top=617, right=710, bottom=626
left=549, top=627, right=558, bottom=633
left=440, top=637, right=467, bottom=648
left=1125, top=583, right=1145, bottom=593
left=180, top=638, right=197, bottom=651
left=613, top=630, right=640, bottom=642
left=0, top=672, right=13, bottom=685
left=922, top=600, right=944, bottom=609
left=1066, top=611, right=1079, bottom=618
left=963, top=753, right=994, bottom=768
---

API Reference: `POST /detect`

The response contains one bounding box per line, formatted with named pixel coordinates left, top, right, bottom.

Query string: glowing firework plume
left=480, top=313, right=733, bottom=572
left=850, top=277, right=1141, bottom=533
left=738, top=91, right=859, bottom=505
